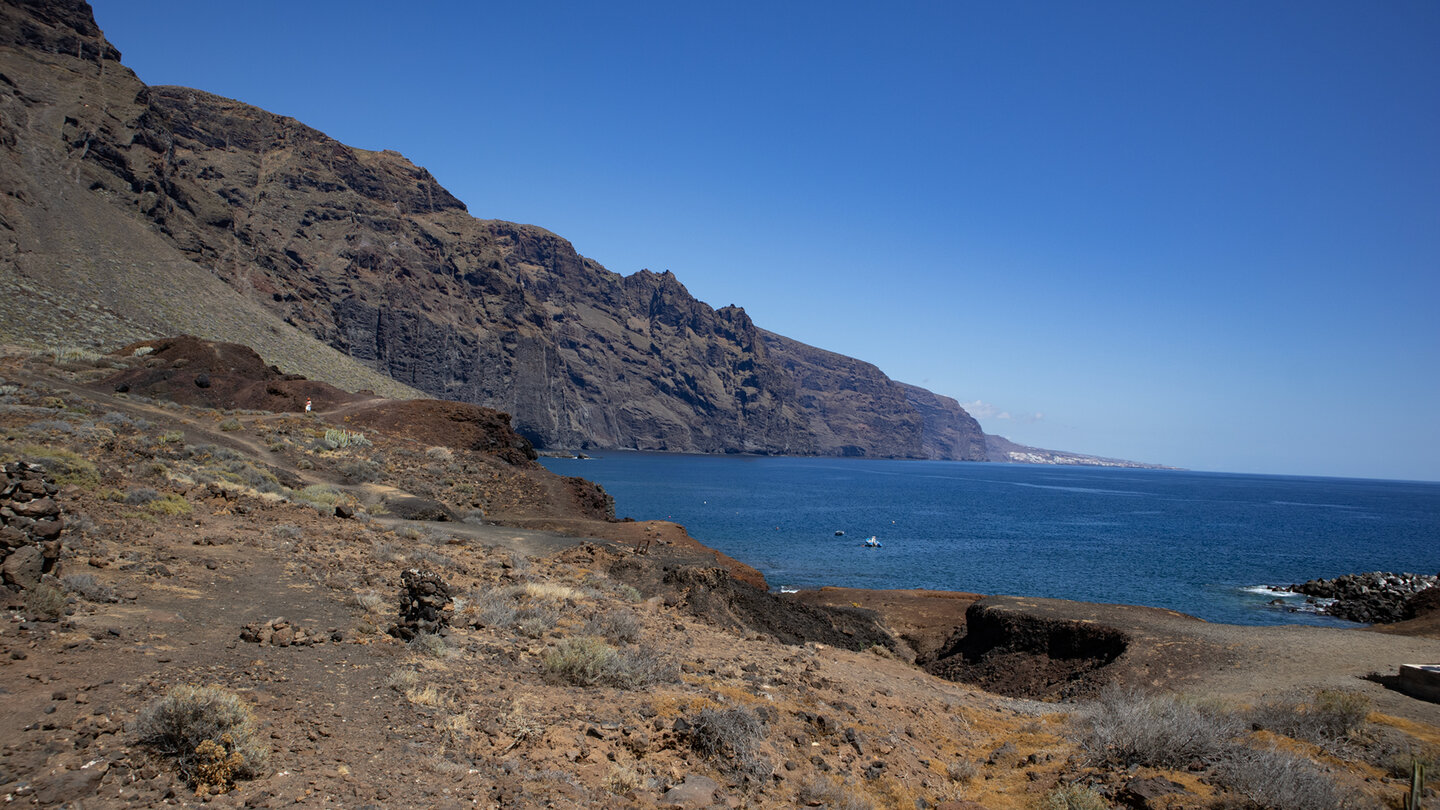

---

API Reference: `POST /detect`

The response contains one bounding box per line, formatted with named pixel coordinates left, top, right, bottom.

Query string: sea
left=538, top=453, right=1440, bottom=628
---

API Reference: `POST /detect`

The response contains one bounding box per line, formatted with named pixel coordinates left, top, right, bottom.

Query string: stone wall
left=1, top=461, right=64, bottom=591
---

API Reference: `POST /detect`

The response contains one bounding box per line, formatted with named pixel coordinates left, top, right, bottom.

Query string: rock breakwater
left=1290, top=571, right=1438, bottom=624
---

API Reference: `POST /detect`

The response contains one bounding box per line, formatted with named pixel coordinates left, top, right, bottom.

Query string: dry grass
left=521, top=581, right=580, bottom=601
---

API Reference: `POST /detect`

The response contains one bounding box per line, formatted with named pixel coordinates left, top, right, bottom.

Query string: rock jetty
left=1290, top=571, right=1438, bottom=624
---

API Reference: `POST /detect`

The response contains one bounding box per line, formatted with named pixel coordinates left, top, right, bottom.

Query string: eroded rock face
left=1, top=461, right=64, bottom=591
left=924, top=600, right=1129, bottom=700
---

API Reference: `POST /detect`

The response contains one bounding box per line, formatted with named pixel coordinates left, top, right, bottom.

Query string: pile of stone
left=1, top=461, right=64, bottom=592
left=1291, top=571, right=1438, bottom=624
left=389, top=569, right=451, bottom=641
left=239, top=617, right=329, bottom=647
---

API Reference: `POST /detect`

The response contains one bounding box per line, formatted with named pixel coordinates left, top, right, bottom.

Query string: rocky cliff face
left=0, top=0, right=989, bottom=460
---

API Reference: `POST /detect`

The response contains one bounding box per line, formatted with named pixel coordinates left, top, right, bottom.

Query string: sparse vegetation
left=24, top=581, right=68, bottom=621
left=945, top=758, right=978, bottom=784
left=63, top=573, right=117, bottom=603
left=1074, top=686, right=1241, bottom=768
left=795, top=777, right=876, bottom=809
left=1215, top=744, right=1351, bottom=810
left=583, top=607, right=642, bottom=643
left=1249, top=689, right=1372, bottom=750
left=14, top=444, right=99, bottom=487
left=408, top=632, right=449, bottom=658
left=218, top=417, right=242, bottom=431
left=542, top=636, right=674, bottom=690
left=689, top=705, right=772, bottom=780
left=323, top=428, right=371, bottom=449
left=132, top=685, right=268, bottom=792
left=145, top=492, right=192, bottom=516
left=124, top=487, right=160, bottom=505
left=1040, top=783, right=1111, bottom=810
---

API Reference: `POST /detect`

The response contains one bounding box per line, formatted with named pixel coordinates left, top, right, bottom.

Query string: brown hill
left=0, top=0, right=987, bottom=460
left=104, top=335, right=366, bottom=413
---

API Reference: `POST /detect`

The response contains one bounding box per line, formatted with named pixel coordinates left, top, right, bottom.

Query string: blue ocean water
left=539, top=453, right=1440, bottom=627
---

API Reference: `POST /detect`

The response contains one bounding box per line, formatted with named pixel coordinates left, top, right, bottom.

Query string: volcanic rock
left=1291, top=572, right=1439, bottom=624
left=1, top=461, right=64, bottom=591
left=390, top=569, right=452, bottom=641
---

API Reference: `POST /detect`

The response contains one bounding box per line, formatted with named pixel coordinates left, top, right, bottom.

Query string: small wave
left=779, top=586, right=799, bottom=594
left=1270, top=501, right=1363, bottom=510
left=1242, top=585, right=1298, bottom=596
left=1008, top=482, right=1150, bottom=496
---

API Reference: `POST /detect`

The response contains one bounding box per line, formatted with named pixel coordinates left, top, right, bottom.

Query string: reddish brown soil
left=105, top=336, right=366, bottom=413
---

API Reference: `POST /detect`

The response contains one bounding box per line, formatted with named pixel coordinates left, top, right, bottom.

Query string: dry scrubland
left=0, top=346, right=1437, bottom=809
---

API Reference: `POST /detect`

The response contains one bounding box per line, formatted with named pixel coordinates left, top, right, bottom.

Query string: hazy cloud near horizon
left=962, top=401, right=1044, bottom=424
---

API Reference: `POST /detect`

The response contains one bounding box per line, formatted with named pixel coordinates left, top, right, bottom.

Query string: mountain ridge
left=0, top=0, right=1161, bottom=468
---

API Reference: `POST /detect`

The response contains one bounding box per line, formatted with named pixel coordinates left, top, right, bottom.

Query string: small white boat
left=864, top=536, right=882, bottom=548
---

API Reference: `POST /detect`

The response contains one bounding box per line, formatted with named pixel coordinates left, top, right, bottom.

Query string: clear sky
left=89, top=1, right=1440, bottom=481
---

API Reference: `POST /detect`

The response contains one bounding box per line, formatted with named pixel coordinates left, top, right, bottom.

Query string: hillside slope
left=0, top=0, right=986, bottom=459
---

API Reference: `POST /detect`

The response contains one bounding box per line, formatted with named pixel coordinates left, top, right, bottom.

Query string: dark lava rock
left=1292, top=572, right=1438, bottom=624
left=389, top=569, right=452, bottom=641
left=381, top=496, right=459, bottom=523
left=1, top=461, right=64, bottom=592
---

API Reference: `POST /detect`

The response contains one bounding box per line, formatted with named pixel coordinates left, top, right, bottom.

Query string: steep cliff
left=0, top=0, right=989, bottom=460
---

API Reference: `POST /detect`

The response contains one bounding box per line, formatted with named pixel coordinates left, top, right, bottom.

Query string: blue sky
left=90, top=1, right=1440, bottom=481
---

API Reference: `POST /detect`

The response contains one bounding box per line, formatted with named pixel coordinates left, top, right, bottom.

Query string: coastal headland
left=2, top=342, right=1438, bottom=808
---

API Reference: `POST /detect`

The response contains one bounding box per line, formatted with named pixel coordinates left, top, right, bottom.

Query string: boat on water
left=864, top=536, right=882, bottom=548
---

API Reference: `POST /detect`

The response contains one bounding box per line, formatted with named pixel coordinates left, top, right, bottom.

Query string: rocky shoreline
left=1280, top=571, right=1439, bottom=624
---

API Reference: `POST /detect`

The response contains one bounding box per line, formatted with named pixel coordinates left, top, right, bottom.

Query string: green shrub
left=543, top=636, right=674, bottom=689
left=13, top=444, right=99, bottom=487
left=218, top=418, right=242, bottom=432
left=132, top=685, right=268, bottom=790
left=145, top=493, right=192, bottom=516
left=323, top=428, right=370, bottom=449
left=296, top=484, right=341, bottom=506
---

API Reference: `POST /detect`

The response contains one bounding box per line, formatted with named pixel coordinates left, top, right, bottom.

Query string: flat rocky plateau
left=1, top=346, right=1437, bottom=809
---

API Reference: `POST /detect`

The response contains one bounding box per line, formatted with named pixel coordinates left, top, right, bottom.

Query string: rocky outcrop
left=105, top=336, right=365, bottom=412
left=1290, top=572, right=1439, bottom=624
left=389, top=569, right=452, bottom=641
left=924, top=599, right=1129, bottom=700
left=1, top=461, right=64, bottom=591
left=0, top=0, right=989, bottom=461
